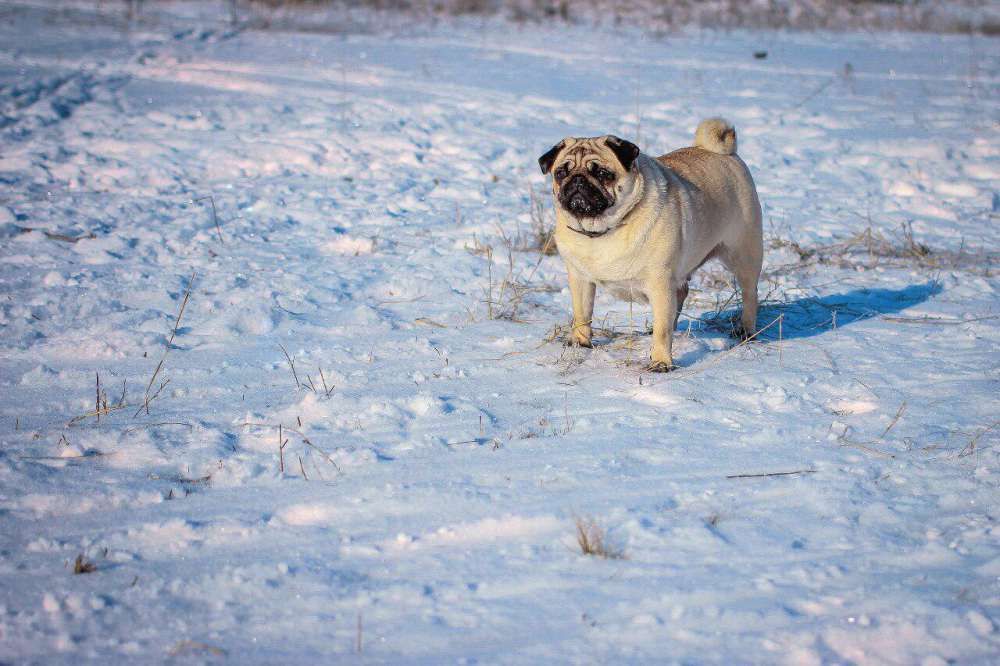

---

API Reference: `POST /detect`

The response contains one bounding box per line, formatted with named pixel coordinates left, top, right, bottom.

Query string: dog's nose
left=564, top=175, right=593, bottom=200
left=560, top=173, right=610, bottom=217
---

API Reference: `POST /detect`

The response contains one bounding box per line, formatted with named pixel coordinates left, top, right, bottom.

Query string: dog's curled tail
left=694, top=117, right=737, bottom=155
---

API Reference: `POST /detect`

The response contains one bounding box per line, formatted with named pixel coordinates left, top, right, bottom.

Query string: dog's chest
left=561, top=245, right=651, bottom=302
left=558, top=226, right=640, bottom=273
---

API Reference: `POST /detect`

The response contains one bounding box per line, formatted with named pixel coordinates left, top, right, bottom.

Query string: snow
left=1, top=1, right=999, bottom=663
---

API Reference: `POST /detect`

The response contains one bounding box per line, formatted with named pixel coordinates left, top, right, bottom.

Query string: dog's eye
left=554, top=165, right=569, bottom=180
left=590, top=164, right=616, bottom=182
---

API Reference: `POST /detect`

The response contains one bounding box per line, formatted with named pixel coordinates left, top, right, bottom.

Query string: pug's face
left=538, top=135, right=641, bottom=236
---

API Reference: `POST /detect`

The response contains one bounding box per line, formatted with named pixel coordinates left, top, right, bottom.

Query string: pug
left=538, top=118, right=763, bottom=372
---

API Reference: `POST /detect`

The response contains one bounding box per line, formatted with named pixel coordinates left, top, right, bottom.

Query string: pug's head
left=538, top=135, right=641, bottom=237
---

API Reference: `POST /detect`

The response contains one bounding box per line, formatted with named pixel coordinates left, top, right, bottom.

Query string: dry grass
left=278, top=346, right=337, bottom=398
left=958, top=421, right=1000, bottom=459
left=278, top=424, right=289, bottom=473
left=67, top=372, right=130, bottom=426
left=67, top=274, right=194, bottom=427
left=765, top=223, right=998, bottom=278
left=135, top=271, right=195, bottom=418
left=14, top=225, right=96, bottom=243
left=475, top=231, right=560, bottom=322
left=527, top=184, right=557, bottom=256
left=278, top=343, right=302, bottom=389
left=684, top=219, right=994, bottom=341
left=240, top=421, right=342, bottom=478
left=574, top=517, right=626, bottom=560
left=356, top=611, right=364, bottom=654
left=73, top=554, right=97, bottom=574
left=194, top=194, right=224, bottom=245
left=726, top=469, right=816, bottom=479
left=465, top=180, right=562, bottom=322
left=240, top=1, right=1000, bottom=35
left=880, top=401, right=908, bottom=439
left=168, top=640, right=226, bottom=658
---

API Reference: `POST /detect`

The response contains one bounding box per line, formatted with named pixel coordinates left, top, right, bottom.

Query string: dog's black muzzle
left=559, top=175, right=610, bottom=218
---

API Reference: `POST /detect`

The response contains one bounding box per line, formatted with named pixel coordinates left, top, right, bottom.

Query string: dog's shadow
left=698, top=281, right=942, bottom=341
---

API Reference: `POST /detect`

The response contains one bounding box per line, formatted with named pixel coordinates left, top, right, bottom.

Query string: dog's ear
left=538, top=140, right=566, bottom=175
left=605, top=136, right=640, bottom=172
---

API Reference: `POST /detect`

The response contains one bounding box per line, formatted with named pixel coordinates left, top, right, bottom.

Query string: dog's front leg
left=567, top=269, right=596, bottom=347
left=647, top=276, right=678, bottom=372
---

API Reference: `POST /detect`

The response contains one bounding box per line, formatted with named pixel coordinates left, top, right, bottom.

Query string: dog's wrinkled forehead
left=538, top=135, right=640, bottom=176
left=557, top=138, right=614, bottom=169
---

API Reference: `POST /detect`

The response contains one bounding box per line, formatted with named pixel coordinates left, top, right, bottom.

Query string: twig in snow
left=880, top=401, right=907, bottom=439
left=278, top=424, right=289, bottom=473
left=131, top=379, right=170, bottom=419
left=778, top=313, right=784, bottom=366
left=278, top=344, right=301, bottom=389
left=562, top=392, right=574, bottom=435
left=727, top=469, right=817, bottom=479
left=838, top=434, right=896, bottom=459
left=356, top=612, right=363, bottom=654
left=658, top=314, right=783, bottom=379
left=881, top=314, right=1000, bottom=325
left=135, top=271, right=195, bottom=417
left=792, top=77, right=835, bottom=109
left=194, top=195, right=224, bottom=245
left=319, top=367, right=334, bottom=397
left=297, top=432, right=341, bottom=473
left=240, top=422, right=341, bottom=474
left=16, top=225, right=96, bottom=243
left=168, top=641, right=226, bottom=657
left=116, top=379, right=127, bottom=409
left=67, top=373, right=126, bottom=426
left=959, top=421, right=999, bottom=458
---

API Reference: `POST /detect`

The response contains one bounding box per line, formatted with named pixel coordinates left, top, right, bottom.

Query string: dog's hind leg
left=719, top=243, right=762, bottom=340
left=734, top=265, right=759, bottom=340
left=674, top=281, right=689, bottom=330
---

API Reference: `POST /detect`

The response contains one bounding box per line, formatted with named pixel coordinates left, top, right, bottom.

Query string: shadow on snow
left=700, top=281, right=942, bottom=341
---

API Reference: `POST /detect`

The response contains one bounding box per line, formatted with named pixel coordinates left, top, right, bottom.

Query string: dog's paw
left=564, top=338, right=593, bottom=349
left=730, top=326, right=756, bottom=342
left=646, top=360, right=678, bottom=373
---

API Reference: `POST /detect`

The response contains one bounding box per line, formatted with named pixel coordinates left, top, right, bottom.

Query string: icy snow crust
left=1, top=2, right=999, bottom=663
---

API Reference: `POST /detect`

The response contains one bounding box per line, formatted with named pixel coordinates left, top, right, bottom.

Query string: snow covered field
left=1, top=1, right=998, bottom=662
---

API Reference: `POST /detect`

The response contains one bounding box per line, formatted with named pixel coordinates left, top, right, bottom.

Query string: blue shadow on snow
left=699, top=282, right=942, bottom=340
